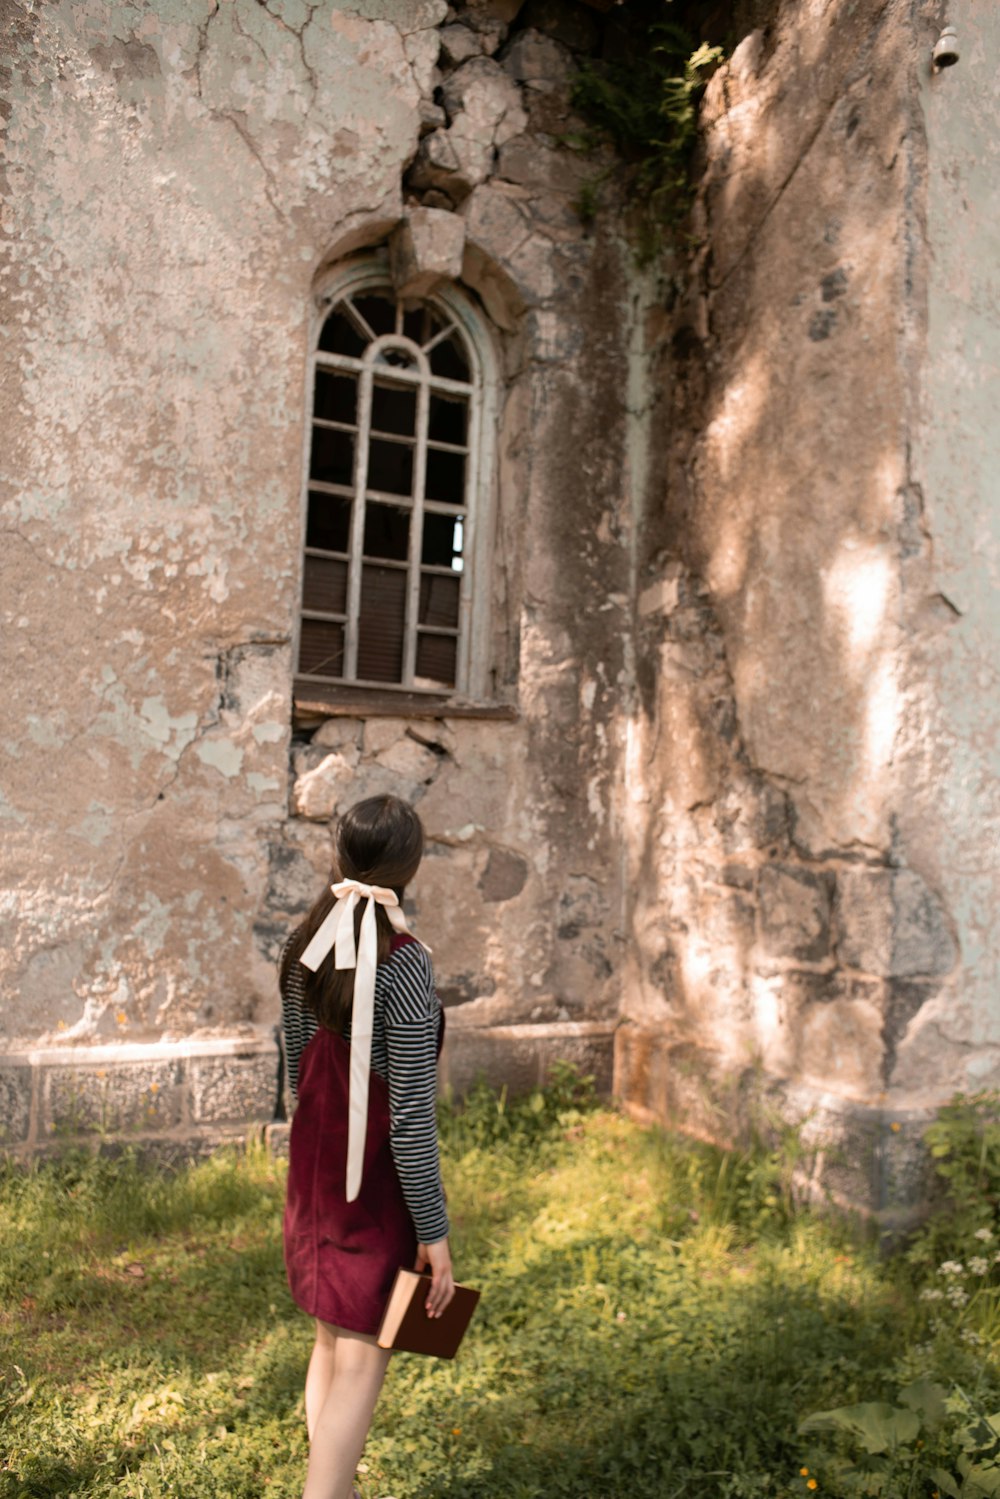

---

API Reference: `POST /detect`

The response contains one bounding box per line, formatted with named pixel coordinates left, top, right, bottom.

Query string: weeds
left=569, top=15, right=723, bottom=255
left=1, top=1079, right=999, bottom=1497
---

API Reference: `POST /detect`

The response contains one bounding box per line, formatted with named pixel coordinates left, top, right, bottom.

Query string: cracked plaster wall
left=618, top=0, right=1000, bottom=1218
left=0, top=0, right=634, bottom=1145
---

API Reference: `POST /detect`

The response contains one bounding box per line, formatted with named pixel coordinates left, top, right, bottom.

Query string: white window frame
left=295, top=256, right=500, bottom=705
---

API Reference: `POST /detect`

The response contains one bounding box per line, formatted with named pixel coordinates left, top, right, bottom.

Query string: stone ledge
left=0, top=1030, right=281, bottom=1156
left=614, top=1022, right=938, bottom=1228
left=440, top=1019, right=616, bottom=1098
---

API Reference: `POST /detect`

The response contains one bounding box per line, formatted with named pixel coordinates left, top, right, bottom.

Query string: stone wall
left=1, top=0, right=632, bottom=1154
left=5, top=0, right=998, bottom=1216
left=617, top=0, right=1000, bottom=1225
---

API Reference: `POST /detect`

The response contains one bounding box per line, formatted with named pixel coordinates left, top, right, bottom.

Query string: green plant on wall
left=570, top=10, right=723, bottom=253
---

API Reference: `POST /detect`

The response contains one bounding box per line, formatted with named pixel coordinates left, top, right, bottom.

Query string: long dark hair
left=280, top=795, right=424, bottom=1034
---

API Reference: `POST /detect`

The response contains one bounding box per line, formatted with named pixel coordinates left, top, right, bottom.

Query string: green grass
left=2, top=1077, right=999, bottom=1498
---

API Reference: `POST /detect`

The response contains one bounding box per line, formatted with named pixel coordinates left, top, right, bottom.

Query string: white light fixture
left=932, top=25, right=960, bottom=69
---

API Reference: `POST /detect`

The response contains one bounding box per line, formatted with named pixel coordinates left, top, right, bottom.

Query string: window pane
left=299, top=619, right=344, bottom=678
left=306, top=493, right=351, bottom=553
left=318, top=307, right=367, bottom=358
left=352, top=293, right=395, bottom=338
left=419, top=572, right=460, bottom=630
left=368, top=437, right=413, bottom=497
left=314, top=370, right=357, bottom=426
left=421, top=512, right=463, bottom=568
left=429, top=331, right=470, bottom=382
left=303, top=555, right=348, bottom=615
left=404, top=304, right=448, bottom=347
left=310, top=428, right=354, bottom=486
left=371, top=382, right=417, bottom=437
left=425, top=447, right=466, bottom=505
left=364, top=502, right=410, bottom=562
left=358, top=565, right=407, bottom=683
left=428, top=393, right=467, bottom=446
left=416, top=632, right=457, bottom=690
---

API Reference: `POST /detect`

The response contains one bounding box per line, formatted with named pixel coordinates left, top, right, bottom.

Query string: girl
left=280, top=794, right=454, bottom=1499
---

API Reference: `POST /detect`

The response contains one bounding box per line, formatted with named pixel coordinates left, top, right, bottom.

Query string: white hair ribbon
left=299, top=879, right=425, bottom=1202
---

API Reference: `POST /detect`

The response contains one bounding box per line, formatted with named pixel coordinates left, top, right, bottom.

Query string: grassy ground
left=2, top=1075, right=999, bottom=1499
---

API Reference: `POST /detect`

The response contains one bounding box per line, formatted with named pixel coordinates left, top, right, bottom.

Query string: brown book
left=376, top=1269, right=480, bottom=1359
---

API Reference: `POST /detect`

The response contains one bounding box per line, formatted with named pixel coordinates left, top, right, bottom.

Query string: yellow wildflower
left=807, top=1482, right=818, bottom=1492
left=800, top=1469, right=809, bottom=1478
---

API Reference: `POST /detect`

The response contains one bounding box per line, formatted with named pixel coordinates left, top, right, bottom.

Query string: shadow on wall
left=620, top=0, right=963, bottom=1158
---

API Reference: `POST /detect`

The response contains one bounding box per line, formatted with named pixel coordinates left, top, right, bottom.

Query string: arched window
left=295, top=262, right=498, bottom=708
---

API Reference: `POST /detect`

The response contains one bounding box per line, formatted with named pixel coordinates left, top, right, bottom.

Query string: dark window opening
left=428, top=393, right=467, bottom=446
left=425, top=447, right=466, bottom=505
left=314, top=370, right=357, bottom=426
left=403, top=304, right=448, bottom=346
left=318, top=308, right=366, bottom=359
left=310, top=428, right=354, bottom=487
left=371, top=382, right=417, bottom=438
left=364, top=503, right=410, bottom=563
left=368, top=437, right=414, bottom=497
left=421, top=512, right=463, bottom=569
left=429, top=332, right=470, bottom=382
left=306, top=493, right=351, bottom=553
left=353, top=294, right=396, bottom=338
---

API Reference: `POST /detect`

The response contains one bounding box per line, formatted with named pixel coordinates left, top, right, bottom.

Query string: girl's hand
left=415, top=1237, right=455, bottom=1319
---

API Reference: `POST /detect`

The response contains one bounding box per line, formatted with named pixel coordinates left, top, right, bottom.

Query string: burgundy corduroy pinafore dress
left=283, top=934, right=443, bottom=1335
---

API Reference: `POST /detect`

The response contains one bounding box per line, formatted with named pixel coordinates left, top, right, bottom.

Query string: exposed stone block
left=461, top=183, right=531, bottom=265
left=312, top=718, right=363, bottom=752
left=496, top=135, right=588, bottom=193
left=758, top=864, right=834, bottom=962
left=363, top=718, right=409, bottom=757
left=506, top=234, right=558, bottom=304
left=716, top=777, right=790, bottom=854
left=883, top=979, right=940, bottom=1082
left=292, top=751, right=356, bottom=820
left=440, top=58, right=527, bottom=146
left=478, top=847, right=529, bottom=902
left=189, top=1053, right=278, bottom=1125
left=836, top=868, right=957, bottom=977
left=373, top=734, right=441, bottom=783
left=389, top=208, right=465, bottom=299
left=403, top=28, right=440, bottom=97
left=410, top=127, right=491, bottom=202
left=0, top=1064, right=32, bottom=1144
left=439, top=24, right=481, bottom=67
left=796, top=990, right=884, bottom=1097
left=44, top=1060, right=183, bottom=1138
left=501, top=29, right=575, bottom=89
left=461, top=241, right=526, bottom=330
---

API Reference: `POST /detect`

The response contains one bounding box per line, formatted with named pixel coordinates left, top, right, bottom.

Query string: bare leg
left=304, top=1320, right=338, bottom=1442
left=302, top=1322, right=391, bottom=1499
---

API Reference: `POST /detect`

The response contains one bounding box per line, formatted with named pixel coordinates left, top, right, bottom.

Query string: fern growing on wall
left=570, top=11, right=724, bottom=254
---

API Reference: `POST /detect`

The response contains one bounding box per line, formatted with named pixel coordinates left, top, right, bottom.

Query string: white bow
left=299, top=880, right=422, bottom=1202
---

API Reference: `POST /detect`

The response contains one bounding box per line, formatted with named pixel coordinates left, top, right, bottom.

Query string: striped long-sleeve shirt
left=280, top=937, right=449, bottom=1246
